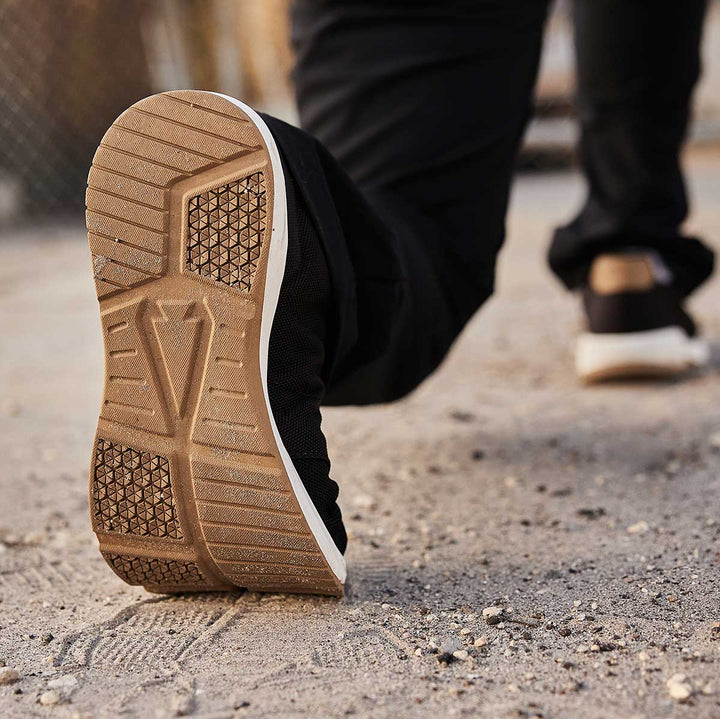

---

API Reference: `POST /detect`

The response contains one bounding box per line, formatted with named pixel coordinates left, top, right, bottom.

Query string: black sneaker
left=86, top=91, right=346, bottom=595
left=577, top=252, right=708, bottom=382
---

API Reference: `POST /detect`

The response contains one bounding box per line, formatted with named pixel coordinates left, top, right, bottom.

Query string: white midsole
left=213, top=93, right=347, bottom=585
left=576, top=326, right=708, bottom=378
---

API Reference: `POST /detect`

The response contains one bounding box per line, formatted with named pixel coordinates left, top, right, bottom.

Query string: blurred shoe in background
left=576, top=252, right=708, bottom=382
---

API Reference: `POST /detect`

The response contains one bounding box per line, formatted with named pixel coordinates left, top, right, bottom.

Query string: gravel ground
left=0, top=151, right=719, bottom=718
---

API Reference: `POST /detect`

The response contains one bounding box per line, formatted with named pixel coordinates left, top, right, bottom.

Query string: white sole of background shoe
left=576, top=326, right=709, bottom=383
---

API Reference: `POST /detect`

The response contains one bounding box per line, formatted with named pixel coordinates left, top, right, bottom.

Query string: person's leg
left=288, top=0, right=550, bottom=404
left=83, top=3, right=551, bottom=595
left=549, top=0, right=714, bottom=296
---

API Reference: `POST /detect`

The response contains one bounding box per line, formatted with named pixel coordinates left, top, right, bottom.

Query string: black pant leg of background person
left=549, top=0, right=714, bottom=296
left=285, top=0, right=549, bottom=405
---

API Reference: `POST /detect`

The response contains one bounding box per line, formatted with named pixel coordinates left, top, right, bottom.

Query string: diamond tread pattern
left=187, top=173, right=267, bottom=291
left=102, top=553, right=205, bottom=587
left=92, top=438, right=180, bottom=539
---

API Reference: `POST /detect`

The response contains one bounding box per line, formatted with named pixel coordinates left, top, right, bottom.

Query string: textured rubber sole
left=86, top=90, right=344, bottom=596
left=577, top=327, right=709, bottom=383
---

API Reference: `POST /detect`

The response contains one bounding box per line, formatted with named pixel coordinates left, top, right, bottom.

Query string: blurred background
left=1, top=0, right=720, bottom=225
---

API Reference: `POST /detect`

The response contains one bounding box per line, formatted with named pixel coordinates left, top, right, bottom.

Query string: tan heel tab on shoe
left=589, top=253, right=655, bottom=295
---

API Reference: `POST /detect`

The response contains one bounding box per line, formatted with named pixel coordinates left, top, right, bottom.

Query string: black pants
left=268, top=0, right=714, bottom=405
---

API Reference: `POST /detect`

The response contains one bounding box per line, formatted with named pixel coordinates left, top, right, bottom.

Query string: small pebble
left=437, top=638, right=461, bottom=664
left=627, top=521, right=649, bottom=535
left=666, top=674, right=692, bottom=701
left=39, top=690, right=61, bottom=706
left=482, top=606, right=503, bottom=625
left=0, top=667, right=19, bottom=685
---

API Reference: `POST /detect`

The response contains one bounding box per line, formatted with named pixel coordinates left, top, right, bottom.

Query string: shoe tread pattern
left=87, top=91, right=342, bottom=596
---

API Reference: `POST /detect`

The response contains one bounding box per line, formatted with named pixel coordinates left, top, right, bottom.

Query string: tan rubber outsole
left=85, top=90, right=343, bottom=596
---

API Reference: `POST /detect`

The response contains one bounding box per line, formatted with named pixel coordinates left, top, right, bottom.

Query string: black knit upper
left=266, top=162, right=347, bottom=554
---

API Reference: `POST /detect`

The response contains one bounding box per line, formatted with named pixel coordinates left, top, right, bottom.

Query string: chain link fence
left=0, top=0, right=154, bottom=218
left=0, top=0, right=292, bottom=222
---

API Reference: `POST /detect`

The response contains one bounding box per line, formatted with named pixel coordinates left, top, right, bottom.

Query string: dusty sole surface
left=85, top=90, right=343, bottom=596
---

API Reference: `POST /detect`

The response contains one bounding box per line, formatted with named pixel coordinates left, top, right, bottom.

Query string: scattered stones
left=627, top=521, right=650, bottom=535
left=666, top=674, right=693, bottom=701
left=0, top=667, right=19, bottom=685
left=589, top=642, right=615, bottom=653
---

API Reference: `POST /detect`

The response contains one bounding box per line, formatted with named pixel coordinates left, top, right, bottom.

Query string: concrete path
left=0, top=151, right=719, bottom=718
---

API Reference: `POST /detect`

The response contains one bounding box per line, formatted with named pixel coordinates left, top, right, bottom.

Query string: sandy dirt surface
left=1, top=152, right=719, bottom=718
